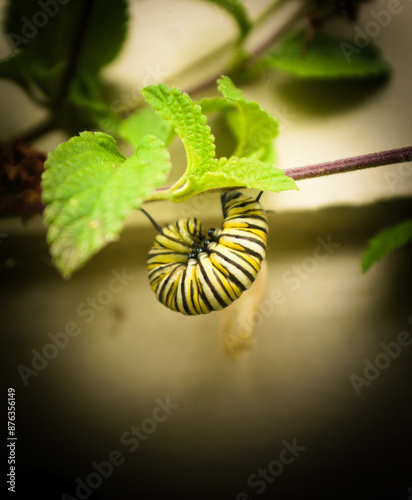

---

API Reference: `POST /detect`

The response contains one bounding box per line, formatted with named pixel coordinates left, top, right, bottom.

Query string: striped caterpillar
left=145, top=191, right=268, bottom=315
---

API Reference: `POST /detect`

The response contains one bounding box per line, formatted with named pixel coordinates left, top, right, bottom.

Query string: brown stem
left=284, top=146, right=412, bottom=181
left=1, top=146, right=411, bottom=218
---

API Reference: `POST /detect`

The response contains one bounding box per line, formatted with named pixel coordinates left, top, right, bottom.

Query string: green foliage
left=67, top=73, right=121, bottom=133
left=198, top=76, right=279, bottom=160
left=217, top=75, right=246, bottom=100
left=305, top=0, right=372, bottom=21
left=142, top=80, right=296, bottom=201
left=118, top=108, right=174, bottom=148
left=42, top=132, right=172, bottom=278
left=362, top=218, right=412, bottom=272
left=217, top=76, right=279, bottom=158
left=197, top=0, right=251, bottom=38
left=141, top=84, right=216, bottom=178
left=195, top=156, right=297, bottom=194
left=262, top=29, right=391, bottom=79
left=1, top=0, right=128, bottom=115
left=41, top=78, right=297, bottom=276
left=3, top=0, right=396, bottom=280
left=197, top=96, right=233, bottom=114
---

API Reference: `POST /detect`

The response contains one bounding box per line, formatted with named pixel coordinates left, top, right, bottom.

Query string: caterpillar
left=145, top=191, right=269, bottom=315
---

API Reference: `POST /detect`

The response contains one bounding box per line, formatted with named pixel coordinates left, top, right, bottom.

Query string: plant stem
left=144, top=145, right=412, bottom=202
left=11, top=0, right=304, bottom=143
left=117, top=0, right=306, bottom=115
left=1, top=145, right=411, bottom=218
left=284, top=146, right=412, bottom=181
left=8, top=0, right=96, bottom=145
left=183, top=0, right=303, bottom=97
left=246, top=0, right=307, bottom=64
left=56, top=0, right=96, bottom=104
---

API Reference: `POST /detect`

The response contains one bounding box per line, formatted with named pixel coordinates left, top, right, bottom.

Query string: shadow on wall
left=270, top=74, right=389, bottom=116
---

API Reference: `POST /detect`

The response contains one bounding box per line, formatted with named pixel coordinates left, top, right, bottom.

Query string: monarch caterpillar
left=145, top=191, right=269, bottom=315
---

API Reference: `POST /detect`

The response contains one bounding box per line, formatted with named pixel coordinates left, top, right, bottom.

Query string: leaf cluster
left=42, top=77, right=297, bottom=277
left=0, top=0, right=391, bottom=136
left=0, top=0, right=401, bottom=278
left=1, top=0, right=127, bottom=132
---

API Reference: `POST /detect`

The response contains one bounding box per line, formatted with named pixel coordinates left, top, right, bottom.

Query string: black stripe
left=238, top=246, right=263, bottom=260
left=148, top=261, right=181, bottom=280
left=220, top=232, right=267, bottom=251
left=218, top=241, right=265, bottom=261
left=198, top=287, right=213, bottom=312
left=215, top=267, right=238, bottom=298
left=186, top=218, right=199, bottom=237
left=225, top=246, right=260, bottom=274
left=189, top=279, right=202, bottom=314
left=216, top=248, right=256, bottom=282
left=241, top=223, right=268, bottom=233
left=209, top=249, right=249, bottom=291
left=227, top=247, right=259, bottom=277
left=198, top=258, right=228, bottom=309
left=148, top=250, right=189, bottom=259
left=176, top=219, right=188, bottom=238
left=221, top=191, right=239, bottom=218
left=157, top=273, right=171, bottom=302
left=224, top=220, right=268, bottom=234
left=227, top=199, right=255, bottom=210
left=162, top=267, right=181, bottom=308
left=180, top=266, right=192, bottom=315
left=224, top=214, right=267, bottom=223
left=195, top=271, right=213, bottom=312
left=157, top=265, right=181, bottom=303
left=185, top=219, right=191, bottom=236
left=156, top=231, right=190, bottom=249
left=210, top=266, right=233, bottom=304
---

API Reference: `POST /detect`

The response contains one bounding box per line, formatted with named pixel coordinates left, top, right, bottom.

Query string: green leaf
left=193, top=156, right=298, bottom=195
left=198, top=96, right=234, bottom=115
left=142, top=81, right=294, bottom=202
left=67, top=73, right=122, bottom=133
left=258, top=142, right=277, bottom=164
left=198, top=77, right=279, bottom=161
left=264, top=29, right=391, bottom=79
left=3, top=0, right=128, bottom=102
left=142, top=84, right=216, bottom=177
left=217, top=76, right=279, bottom=159
left=196, top=0, right=251, bottom=38
left=217, top=75, right=246, bottom=100
left=362, top=218, right=412, bottom=272
left=42, top=132, right=172, bottom=278
left=118, top=107, right=174, bottom=148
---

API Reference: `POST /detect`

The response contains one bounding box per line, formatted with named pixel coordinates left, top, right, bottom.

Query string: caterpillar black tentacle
left=146, top=191, right=269, bottom=315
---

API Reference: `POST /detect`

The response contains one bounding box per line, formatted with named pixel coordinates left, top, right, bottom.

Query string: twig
left=8, top=0, right=96, bottom=145
left=1, top=145, right=411, bottom=218
left=10, top=0, right=304, bottom=143
left=246, top=1, right=307, bottom=64
left=57, top=0, right=96, bottom=103
left=182, top=0, right=304, bottom=97
left=114, top=0, right=306, bottom=113
left=284, top=146, right=412, bottom=181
